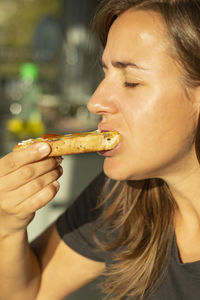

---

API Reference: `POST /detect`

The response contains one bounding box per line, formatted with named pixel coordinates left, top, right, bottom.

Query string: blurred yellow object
left=6, top=118, right=45, bottom=138
left=6, top=118, right=23, bottom=134
left=26, top=120, right=45, bottom=136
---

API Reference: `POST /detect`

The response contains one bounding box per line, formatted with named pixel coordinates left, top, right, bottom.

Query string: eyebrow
left=99, top=59, right=148, bottom=71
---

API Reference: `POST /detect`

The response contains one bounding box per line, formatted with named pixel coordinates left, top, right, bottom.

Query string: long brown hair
left=92, top=0, right=200, bottom=299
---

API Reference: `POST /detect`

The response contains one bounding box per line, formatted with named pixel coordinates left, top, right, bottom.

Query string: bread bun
left=13, top=131, right=121, bottom=156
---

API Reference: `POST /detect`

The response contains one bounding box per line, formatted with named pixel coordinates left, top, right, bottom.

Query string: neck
left=164, top=163, right=200, bottom=232
left=167, top=169, right=200, bottom=263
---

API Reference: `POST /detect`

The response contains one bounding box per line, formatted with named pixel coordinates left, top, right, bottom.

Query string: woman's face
left=88, top=9, right=200, bottom=181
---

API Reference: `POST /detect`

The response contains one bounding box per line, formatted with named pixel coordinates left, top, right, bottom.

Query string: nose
left=87, top=79, right=119, bottom=116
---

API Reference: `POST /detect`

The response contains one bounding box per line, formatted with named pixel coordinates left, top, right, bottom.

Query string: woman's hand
left=0, top=143, right=63, bottom=236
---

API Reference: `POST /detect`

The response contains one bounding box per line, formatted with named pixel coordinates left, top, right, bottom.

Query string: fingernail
left=37, top=143, right=50, bottom=156
left=53, top=181, right=60, bottom=190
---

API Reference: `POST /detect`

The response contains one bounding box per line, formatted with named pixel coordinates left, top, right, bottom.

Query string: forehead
left=103, top=9, right=171, bottom=67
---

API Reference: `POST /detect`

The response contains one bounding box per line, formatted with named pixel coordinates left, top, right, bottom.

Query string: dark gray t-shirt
left=56, top=173, right=200, bottom=300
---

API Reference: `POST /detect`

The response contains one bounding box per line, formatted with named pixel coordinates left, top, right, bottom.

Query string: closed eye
left=124, top=82, right=139, bottom=88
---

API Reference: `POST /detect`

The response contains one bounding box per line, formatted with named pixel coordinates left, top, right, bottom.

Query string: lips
left=97, top=123, right=122, bottom=157
left=98, top=142, right=121, bottom=157
left=98, top=123, right=120, bottom=134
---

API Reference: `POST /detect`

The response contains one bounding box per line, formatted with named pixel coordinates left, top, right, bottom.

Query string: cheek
left=122, top=91, right=197, bottom=158
left=104, top=105, right=197, bottom=182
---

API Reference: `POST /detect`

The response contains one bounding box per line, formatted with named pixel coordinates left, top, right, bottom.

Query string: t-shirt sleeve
left=56, top=172, right=110, bottom=262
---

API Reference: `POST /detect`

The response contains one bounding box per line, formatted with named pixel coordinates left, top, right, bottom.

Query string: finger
left=0, top=157, right=63, bottom=192
left=15, top=181, right=60, bottom=216
left=2, top=166, right=63, bottom=210
left=0, top=143, right=51, bottom=176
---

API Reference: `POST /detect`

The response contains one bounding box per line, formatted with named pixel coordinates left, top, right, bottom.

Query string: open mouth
left=98, top=140, right=122, bottom=157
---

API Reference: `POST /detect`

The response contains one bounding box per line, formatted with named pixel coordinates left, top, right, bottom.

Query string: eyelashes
left=124, top=82, right=139, bottom=88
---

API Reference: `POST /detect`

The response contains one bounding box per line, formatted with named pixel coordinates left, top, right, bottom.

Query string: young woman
left=1, top=0, right=200, bottom=299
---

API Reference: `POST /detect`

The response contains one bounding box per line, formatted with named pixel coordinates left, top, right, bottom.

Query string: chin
left=103, top=158, right=133, bottom=181
left=104, top=168, right=126, bottom=181
left=103, top=158, right=155, bottom=182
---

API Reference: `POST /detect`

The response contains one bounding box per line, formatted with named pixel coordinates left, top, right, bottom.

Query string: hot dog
left=13, top=131, right=121, bottom=156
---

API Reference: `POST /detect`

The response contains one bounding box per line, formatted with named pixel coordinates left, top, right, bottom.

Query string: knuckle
left=0, top=199, right=13, bottom=215
left=0, top=199, right=8, bottom=211
left=4, top=154, right=17, bottom=171
left=19, top=166, right=35, bottom=181
left=31, top=179, right=43, bottom=192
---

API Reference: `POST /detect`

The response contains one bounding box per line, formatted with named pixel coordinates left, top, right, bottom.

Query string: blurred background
left=0, top=0, right=104, bottom=299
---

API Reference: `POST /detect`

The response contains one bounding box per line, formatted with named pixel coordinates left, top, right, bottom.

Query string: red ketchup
left=42, top=133, right=63, bottom=140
